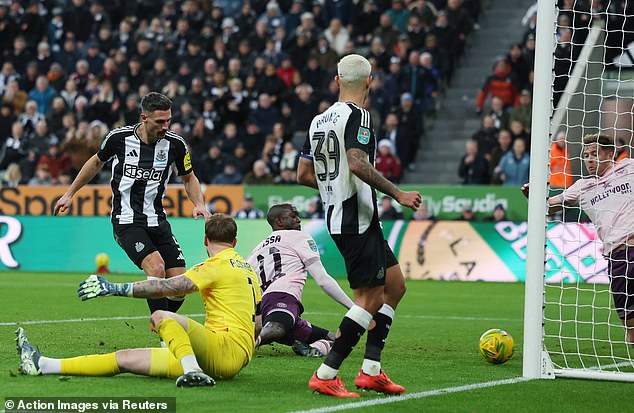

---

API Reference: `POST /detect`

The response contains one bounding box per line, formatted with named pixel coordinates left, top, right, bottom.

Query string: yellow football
left=479, top=328, right=514, bottom=364
left=95, top=253, right=110, bottom=267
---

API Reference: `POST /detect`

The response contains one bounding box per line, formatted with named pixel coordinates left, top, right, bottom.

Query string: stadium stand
left=0, top=0, right=487, bottom=187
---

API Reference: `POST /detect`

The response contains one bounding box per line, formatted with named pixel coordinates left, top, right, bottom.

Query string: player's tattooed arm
left=79, top=275, right=197, bottom=301
left=131, top=275, right=199, bottom=298
left=347, top=148, right=400, bottom=198
left=347, top=148, right=421, bottom=211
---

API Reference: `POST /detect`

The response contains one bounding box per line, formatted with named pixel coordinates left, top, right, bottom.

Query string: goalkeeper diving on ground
left=16, top=214, right=261, bottom=388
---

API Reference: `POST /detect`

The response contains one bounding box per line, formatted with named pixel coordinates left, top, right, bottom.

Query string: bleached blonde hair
left=337, top=54, right=371, bottom=86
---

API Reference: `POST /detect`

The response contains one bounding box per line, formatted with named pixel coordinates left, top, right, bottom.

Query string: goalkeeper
left=522, top=133, right=634, bottom=345
left=16, top=214, right=261, bottom=387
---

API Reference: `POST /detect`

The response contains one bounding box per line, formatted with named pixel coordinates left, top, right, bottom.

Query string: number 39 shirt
left=247, top=230, right=321, bottom=300
left=302, top=102, right=378, bottom=235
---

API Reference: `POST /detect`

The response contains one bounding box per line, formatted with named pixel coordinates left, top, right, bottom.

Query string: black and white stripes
left=97, top=124, right=191, bottom=227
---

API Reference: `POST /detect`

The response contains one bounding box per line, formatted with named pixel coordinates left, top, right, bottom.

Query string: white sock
left=160, top=341, right=167, bottom=348
left=39, top=356, right=62, bottom=374
left=378, top=303, right=395, bottom=319
left=310, top=339, right=332, bottom=356
left=180, top=354, right=201, bottom=374
left=316, top=363, right=338, bottom=380
left=361, top=359, right=381, bottom=376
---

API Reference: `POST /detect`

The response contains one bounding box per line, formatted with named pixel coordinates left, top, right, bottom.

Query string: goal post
left=524, top=0, right=634, bottom=381
left=523, top=0, right=555, bottom=380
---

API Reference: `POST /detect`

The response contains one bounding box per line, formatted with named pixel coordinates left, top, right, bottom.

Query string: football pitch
left=1, top=272, right=632, bottom=412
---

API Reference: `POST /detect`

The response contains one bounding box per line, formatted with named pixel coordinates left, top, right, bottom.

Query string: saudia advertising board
left=246, top=185, right=529, bottom=221
left=0, top=216, right=608, bottom=284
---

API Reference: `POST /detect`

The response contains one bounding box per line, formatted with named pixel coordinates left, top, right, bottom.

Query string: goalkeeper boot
left=354, top=369, right=405, bottom=395
left=15, top=327, right=42, bottom=376
left=176, top=370, right=215, bottom=388
left=292, top=340, right=324, bottom=358
left=308, top=372, right=359, bottom=398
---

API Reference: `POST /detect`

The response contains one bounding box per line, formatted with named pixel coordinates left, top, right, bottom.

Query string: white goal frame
left=523, top=0, right=634, bottom=382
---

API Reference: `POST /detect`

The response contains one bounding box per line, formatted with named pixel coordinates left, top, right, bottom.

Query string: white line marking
left=588, top=361, right=634, bottom=370
left=288, top=377, right=532, bottom=413
left=0, top=312, right=522, bottom=327
left=305, top=312, right=523, bottom=322
left=0, top=314, right=206, bottom=326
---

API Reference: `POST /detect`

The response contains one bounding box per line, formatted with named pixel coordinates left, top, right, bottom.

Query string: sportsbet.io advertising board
left=0, top=216, right=608, bottom=284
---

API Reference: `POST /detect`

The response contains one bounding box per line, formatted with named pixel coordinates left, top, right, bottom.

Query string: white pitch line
left=0, top=312, right=521, bottom=327
left=0, top=313, right=206, bottom=326
left=588, top=361, right=634, bottom=370
left=305, top=312, right=523, bottom=322
left=288, top=377, right=532, bottom=413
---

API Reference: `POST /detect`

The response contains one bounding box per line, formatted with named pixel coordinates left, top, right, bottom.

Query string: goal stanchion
left=524, top=0, right=634, bottom=382
left=523, top=0, right=556, bottom=380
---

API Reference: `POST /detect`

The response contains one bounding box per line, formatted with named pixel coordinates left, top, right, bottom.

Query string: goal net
left=524, top=0, right=634, bottom=381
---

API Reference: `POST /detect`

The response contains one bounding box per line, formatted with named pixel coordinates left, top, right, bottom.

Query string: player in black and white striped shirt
left=298, top=55, right=421, bottom=397
left=54, top=92, right=210, bottom=316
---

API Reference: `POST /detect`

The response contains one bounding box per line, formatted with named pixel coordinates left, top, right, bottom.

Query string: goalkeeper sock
left=146, top=276, right=168, bottom=314
left=157, top=318, right=201, bottom=374
left=60, top=353, right=120, bottom=376
left=39, top=356, right=61, bottom=374
left=167, top=296, right=185, bottom=313
left=362, top=304, right=395, bottom=376
left=318, top=305, right=372, bottom=379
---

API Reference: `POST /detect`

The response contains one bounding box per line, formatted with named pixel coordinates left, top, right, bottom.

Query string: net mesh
left=542, top=0, right=634, bottom=375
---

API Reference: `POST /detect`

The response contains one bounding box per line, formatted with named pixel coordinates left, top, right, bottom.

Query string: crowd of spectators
left=458, top=0, right=632, bottom=187
left=0, top=0, right=482, bottom=187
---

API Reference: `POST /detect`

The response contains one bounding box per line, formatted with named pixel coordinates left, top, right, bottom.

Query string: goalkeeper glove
left=78, top=275, right=133, bottom=301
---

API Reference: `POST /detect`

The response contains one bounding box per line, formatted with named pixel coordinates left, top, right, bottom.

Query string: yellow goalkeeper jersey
left=183, top=248, right=262, bottom=361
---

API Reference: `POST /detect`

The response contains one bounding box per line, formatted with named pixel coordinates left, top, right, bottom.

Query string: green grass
left=1, top=272, right=632, bottom=412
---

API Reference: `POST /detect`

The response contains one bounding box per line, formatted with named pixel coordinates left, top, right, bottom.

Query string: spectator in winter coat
left=376, top=139, right=402, bottom=183
left=495, top=138, right=530, bottom=186
left=458, top=139, right=490, bottom=185
left=476, top=59, right=519, bottom=114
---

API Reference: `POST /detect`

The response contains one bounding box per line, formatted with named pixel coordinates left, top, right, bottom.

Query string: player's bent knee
left=142, top=253, right=166, bottom=277
left=150, top=310, right=169, bottom=328
left=260, top=321, right=288, bottom=343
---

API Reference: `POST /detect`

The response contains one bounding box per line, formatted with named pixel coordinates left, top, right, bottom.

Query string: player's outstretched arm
left=54, top=155, right=105, bottom=215
left=521, top=183, right=565, bottom=215
left=78, top=275, right=198, bottom=301
left=307, top=261, right=354, bottom=309
left=297, top=156, right=318, bottom=189
left=181, top=172, right=211, bottom=219
left=347, top=148, right=422, bottom=211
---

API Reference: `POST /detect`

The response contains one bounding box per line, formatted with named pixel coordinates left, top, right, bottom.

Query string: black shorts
left=331, top=221, right=399, bottom=289
left=113, top=221, right=186, bottom=270
left=607, top=246, right=634, bottom=320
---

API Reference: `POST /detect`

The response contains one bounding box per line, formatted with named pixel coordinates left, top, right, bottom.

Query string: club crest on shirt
left=135, top=242, right=145, bottom=252
left=357, top=127, right=370, bottom=144
left=156, top=149, right=167, bottom=163
left=307, top=239, right=318, bottom=252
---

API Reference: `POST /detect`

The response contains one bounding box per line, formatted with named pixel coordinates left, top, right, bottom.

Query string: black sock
left=364, top=312, right=392, bottom=362
left=167, top=297, right=185, bottom=313
left=307, top=325, right=331, bottom=343
left=146, top=298, right=168, bottom=314
left=323, top=317, right=367, bottom=370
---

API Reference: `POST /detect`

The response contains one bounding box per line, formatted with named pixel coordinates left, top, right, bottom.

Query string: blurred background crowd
left=0, top=0, right=629, bottom=192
